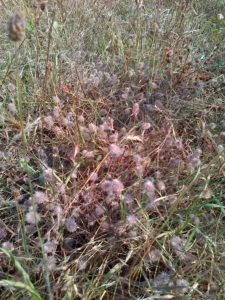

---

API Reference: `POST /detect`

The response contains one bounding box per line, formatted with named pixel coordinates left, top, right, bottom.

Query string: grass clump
left=0, top=0, right=225, bottom=299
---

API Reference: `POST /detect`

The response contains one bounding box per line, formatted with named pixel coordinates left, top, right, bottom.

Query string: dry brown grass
left=0, top=0, right=225, bottom=299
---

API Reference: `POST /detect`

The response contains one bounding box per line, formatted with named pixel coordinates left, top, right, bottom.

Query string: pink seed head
left=132, top=103, right=140, bottom=118
left=144, top=180, right=155, bottom=193
left=109, top=144, right=124, bottom=158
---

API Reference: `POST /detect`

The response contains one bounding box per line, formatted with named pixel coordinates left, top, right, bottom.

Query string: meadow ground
left=0, top=1, right=225, bottom=299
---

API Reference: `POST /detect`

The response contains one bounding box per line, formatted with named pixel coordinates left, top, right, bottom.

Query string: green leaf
left=0, top=248, right=42, bottom=300
left=20, top=158, right=36, bottom=177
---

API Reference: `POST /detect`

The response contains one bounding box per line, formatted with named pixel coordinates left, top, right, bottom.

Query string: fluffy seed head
left=141, top=122, right=151, bottom=130
left=150, top=81, right=158, bottom=89
left=53, top=107, right=60, bottom=119
left=135, top=165, right=144, bottom=178
left=43, top=115, right=54, bottom=130
left=153, top=272, right=172, bottom=288
left=99, top=108, right=107, bottom=116
left=101, top=179, right=124, bottom=196
left=109, top=132, right=119, bottom=143
left=53, top=126, right=64, bottom=137
left=126, top=215, right=137, bottom=226
left=43, top=168, right=54, bottom=183
left=170, top=236, right=185, bottom=254
left=25, top=211, right=41, bottom=224
left=133, top=154, right=143, bottom=165
left=53, top=96, right=60, bottom=104
left=190, top=157, right=201, bottom=168
left=80, top=127, right=90, bottom=140
left=156, top=180, right=166, bottom=191
left=144, top=180, right=155, bottom=193
left=43, top=241, right=57, bottom=254
left=101, top=180, right=113, bottom=193
left=2, top=242, right=14, bottom=251
left=25, top=224, right=36, bottom=235
left=52, top=205, right=63, bottom=218
left=101, top=117, right=114, bottom=131
left=89, top=172, right=98, bottom=182
left=33, top=191, right=48, bottom=204
left=82, top=150, right=94, bottom=158
left=132, top=103, right=140, bottom=118
left=88, top=123, right=97, bottom=133
left=193, top=148, right=202, bottom=158
left=95, top=205, right=105, bottom=217
left=109, top=144, right=124, bottom=158
left=148, top=249, right=161, bottom=263
left=46, top=256, right=57, bottom=271
left=7, top=102, right=17, bottom=114
left=175, top=279, right=189, bottom=294
left=65, top=217, right=77, bottom=233
left=166, top=195, right=178, bottom=204
left=78, top=115, right=85, bottom=123
left=99, top=221, right=110, bottom=232
left=112, top=179, right=124, bottom=195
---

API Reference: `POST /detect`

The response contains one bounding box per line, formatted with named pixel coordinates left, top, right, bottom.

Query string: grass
left=0, top=0, right=225, bottom=299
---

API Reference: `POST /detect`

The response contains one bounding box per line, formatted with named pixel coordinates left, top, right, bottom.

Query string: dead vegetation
left=0, top=0, right=225, bottom=299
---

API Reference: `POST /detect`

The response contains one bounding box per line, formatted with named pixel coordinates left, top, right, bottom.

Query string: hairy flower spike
left=102, top=117, right=114, bottom=131
left=88, top=123, right=97, bottom=133
left=101, top=180, right=112, bottom=193
left=126, top=215, right=137, bottom=226
left=144, top=180, right=155, bottom=194
left=33, top=191, right=48, bottom=204
left=2, top=242, right=14, bottom=251
left=133, top=154, right=143, bottom=165
left=46, top=256, right=57, bottom=271
left=65, top=217, right=77, bottom=233
left=90, top=172, right=98, bottom=182
left=109, top=144, right=124, bottom=158
left=141, top=122, right=151, bottom=130
left=175, top=279, right=189, bottom=294
left=148, top=249, right=161, bottom=263
left=101, top=179, right=124, bottom=196
left=43, top=115, right=54, bottom=130
left=78, top=115, right=85, bottom=123
left=53, top=96, right=61, bottom=105
left=112, top=179, right=124, bottom=195
left=95, top=205, right=105, bottom=217
left=53, top=107, right=60, bottom=119
left=109, top=132, right=119, bottom=143
left=156, top=180, right=166, bottom=192
left=25, top=211, right=41, bottom=224
left=132, top=103, right=140, bottom=118
left=43, top=168, right=54, bottom=183
left=7, top=12, right=26, bottom=42
left=82, top=150, right=94, bottom=158
left=7, top=102, right=17, bottom=114
left=43, top=241, right=57, bottom=254
left=135, top=165, right=144, bottom=178
left=153, top=272, right=173, bottom=288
